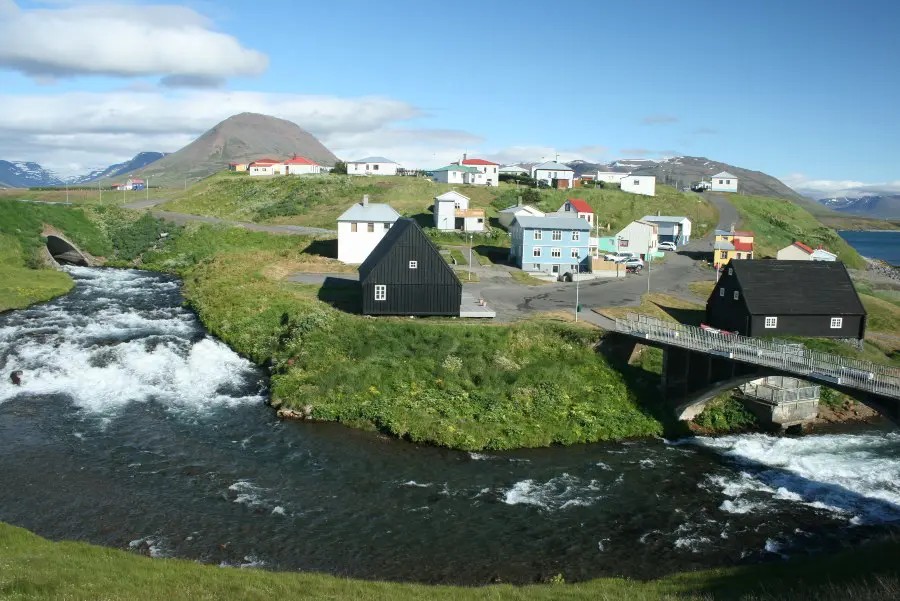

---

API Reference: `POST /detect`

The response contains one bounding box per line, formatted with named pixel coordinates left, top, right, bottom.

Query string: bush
left=694, top=395, right=759, bottom=432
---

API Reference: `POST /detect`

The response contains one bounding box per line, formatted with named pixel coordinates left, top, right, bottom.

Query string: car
left=604, top=251, right=636, bottom=262
left=658, top=241, right=677, bottom=251
left=624, top=257, right=645, bottom=271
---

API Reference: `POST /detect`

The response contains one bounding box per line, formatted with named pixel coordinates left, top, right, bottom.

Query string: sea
left=839, top=230, right=900, bottom=266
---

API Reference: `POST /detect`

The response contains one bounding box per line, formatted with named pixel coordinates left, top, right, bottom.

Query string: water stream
left=1, top=267, right=898, bottom=583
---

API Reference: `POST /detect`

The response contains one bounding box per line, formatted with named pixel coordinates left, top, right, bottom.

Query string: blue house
left=510, top=215, right=591, bottom=276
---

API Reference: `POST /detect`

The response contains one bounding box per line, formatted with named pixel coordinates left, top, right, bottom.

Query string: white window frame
left=733, top=291, right=740, bottom=300
left=765, top=316, right=777, bottom=329
left=719, top=288, right=725, bottom=297
left=533, top=230, right=542, bottom=240
left=571, top=248, right=579, bottom=259
left=533, top=247, right=541, bottom=257
left=830, top=317, right=843, bottom=329
left=533, top=263, right=540, bottom=270
left=374, top=285, right=386, bottom=301
left=409, top=260, right=418, bottom=269
left=551, top=248, right=562, bottom=258
left=572, top=231, right=580, bottom=241
left=552, top=230, right=562, bottom=241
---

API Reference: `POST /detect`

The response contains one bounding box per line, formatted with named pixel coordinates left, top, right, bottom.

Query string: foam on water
left=502, top=473, right=604, bottom=511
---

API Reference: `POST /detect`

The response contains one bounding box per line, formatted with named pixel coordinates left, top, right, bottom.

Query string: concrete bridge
left=614, top=313, right=900, bottom=425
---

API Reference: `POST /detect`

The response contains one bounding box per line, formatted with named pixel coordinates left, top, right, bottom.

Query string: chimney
left=730, top=223, right=735, bottom=233
left=362, top=194, right=369, bottom=207
left=463, top=153, right=467, bottom=162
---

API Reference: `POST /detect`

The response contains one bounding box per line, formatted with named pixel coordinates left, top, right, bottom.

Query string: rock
left=9, top=370, right=23, bottom=385
left=276, top=405, right=315, bottom=421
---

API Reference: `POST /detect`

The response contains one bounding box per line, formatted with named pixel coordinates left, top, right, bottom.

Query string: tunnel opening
left=45, top=235, right=89, bottom=266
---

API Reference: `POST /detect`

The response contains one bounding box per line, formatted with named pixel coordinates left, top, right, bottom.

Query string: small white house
left=336, top=195, right=401, bottom=264
left=557, top=198, right=594, bottom=227
left=431, top=165, right=477, bottom=185
left=499, top=165, right=529, bottom=176
left=531, top=161, right=575, bottom=189
left=347, top=156, right=400, bottom=176
left=248, top=158, right=281, bottom=176
left=461, top=157, right=500, bottom=187
left=710, top=171, right=738, bottom=193
left=615, top=220, right=659, bottom=259
left=498, top=203, right=544, bottom=229
left=433, top=190, right=484, bottom=232
left=640, top=215, right=692, bottom=244
left=596, top=171, right=628, bottom=184
left=776, top=241, right=838, bottom=262
left=282, top=156, right=322, bottom=175
left=621, top=175, right=656, bottom=196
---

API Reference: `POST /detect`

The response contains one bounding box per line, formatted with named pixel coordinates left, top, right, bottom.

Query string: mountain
left=129, top=113, right=340, bottom=187
left=566, top=159, right=656, bottom=178
left=0, top=160, right=64, bottom=188
left=815, top=192, right=900, bottom=219
left=70, top=152, right=167, bottom=185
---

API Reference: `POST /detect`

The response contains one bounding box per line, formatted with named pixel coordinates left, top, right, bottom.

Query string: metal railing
left=740, top=376, right=821, bottom=404
left=615, top=313, right=900, bottom=400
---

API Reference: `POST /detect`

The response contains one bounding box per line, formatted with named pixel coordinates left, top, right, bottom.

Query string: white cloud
left=0, top=89, right=479, bottom=176
left=0, top=1, right=267, bottom=83
left=482, top=144, right=609, bottom=166
left=781, top=172, right=900, bottom=197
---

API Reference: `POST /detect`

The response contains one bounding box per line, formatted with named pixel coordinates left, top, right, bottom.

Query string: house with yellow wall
left=713, top=227, right=754, bottom=270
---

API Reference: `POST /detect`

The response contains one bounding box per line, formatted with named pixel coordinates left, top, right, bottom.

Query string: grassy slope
left=728, top=195, right=866, bottom=268
left=160, top=172, right=719, bottom=235
left=3, top=522, right=900, bottom=601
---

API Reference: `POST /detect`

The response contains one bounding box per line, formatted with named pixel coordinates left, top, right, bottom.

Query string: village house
left=557, top=198, right=594, bottom=227
left=431, top=164, right=478, bottom=185
left=248, top=158, right=281, bottom=176
left=498, top=203, right=544, bottom=229
left=641, top=215, right=692, bottom=245
left=710, top=171, right=739, bottom=193
left=531, top=161, right=575, bottom=189
left=433, top=191, right=484, bottom=232
left=228, top=162, right=249, bottom=172
left=620, top=175, right=657, bottom=197
left=706, top=260, right=866, bottom=339
left=776, top=241, right=838, bottom=262
left=714, top=227, right=755, bottom=270
left=460, top=157, right=500, bottom=186
left=347, top=156, right=400, bottom=176
left=596, top=171, right=628, bottom=184
left=282, top=156, right=322, bottom=175
left=509, top=214, right=591, bottom=276
left=615, top=220, right=660, bottom=260
left=499, top=165, right=529, bottom=176
left=359, top=218, right=462, bottom=317
left=336, top=195, right=401, bottom=264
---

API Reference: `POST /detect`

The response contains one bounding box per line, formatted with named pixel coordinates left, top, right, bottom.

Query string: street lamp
left=574, top=264, right=580, bottom=322
left=468, top=234, right=473, bottom=282
left=615, top=236, right=621, bottom=278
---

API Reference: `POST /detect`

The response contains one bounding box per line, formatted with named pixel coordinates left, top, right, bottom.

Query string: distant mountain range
left=813, top=192, right=900, bottom=220
left=0, top=152, right=167, bottom=188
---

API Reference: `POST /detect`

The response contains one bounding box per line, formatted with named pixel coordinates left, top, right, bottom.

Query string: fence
left=740, top=376, right=821, bottom=404
left=615, top=313, right=900, bottom=400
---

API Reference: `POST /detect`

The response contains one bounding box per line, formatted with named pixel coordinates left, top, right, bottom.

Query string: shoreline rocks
left=276, top=404, right=315, bottom=421
left=865, top=257, right=900, bottom=281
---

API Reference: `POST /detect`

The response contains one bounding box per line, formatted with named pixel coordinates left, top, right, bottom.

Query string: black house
left=358, top=218, right=462, bottom=316
left=706, top=260, right=867, bottom=339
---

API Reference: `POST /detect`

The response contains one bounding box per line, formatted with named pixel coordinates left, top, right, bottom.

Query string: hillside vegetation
left=161, top=172, right=719, bottom=234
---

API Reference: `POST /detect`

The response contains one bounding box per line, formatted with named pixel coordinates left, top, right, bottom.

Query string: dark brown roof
left=730, top=260, right=866, bottom=316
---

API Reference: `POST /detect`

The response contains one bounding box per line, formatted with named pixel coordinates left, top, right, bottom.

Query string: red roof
left=566, top=198, right=593, bottom=213
left=792, top=241, right=814, bottom=254
left=461, top=158, right=498, bottom=166
left=733, top=240, right=754, bottom=252
left=282, top=156, right=319, bottom=166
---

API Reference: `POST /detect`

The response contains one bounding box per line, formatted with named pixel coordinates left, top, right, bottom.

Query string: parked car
left=624, top=257, right=644, bottom=272
left=604, top=251, right=636, bottom=262
left=658, top=241, right=677, bottom=251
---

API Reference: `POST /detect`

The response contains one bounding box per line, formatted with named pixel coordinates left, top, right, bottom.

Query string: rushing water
left=839, top=230, right=900, bottom=265
left=1, top=267, right=899, bottom=584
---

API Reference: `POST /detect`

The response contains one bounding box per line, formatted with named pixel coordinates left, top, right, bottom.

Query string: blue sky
left=1, top=0, right=898, bottom=193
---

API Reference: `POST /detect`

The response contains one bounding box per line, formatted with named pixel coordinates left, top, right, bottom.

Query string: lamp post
left=65, top=183, right=69, bottom=204
left=574, top=265, right=580, bottom=322
left=468, top=234, right=473, bottom=282
left=647, top=238, right=652, bottom=293
left=615, top=236, right=621, bottom=278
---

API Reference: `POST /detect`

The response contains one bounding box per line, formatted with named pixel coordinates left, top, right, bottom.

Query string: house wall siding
left=621, top=176, right=656, bottom=197
left=337, top=220, right=393, bottom=264
left=711, top=177, right=739, bottom=192
left=348, top=162, right=399, bottom=176
left=513, top=226, right=590, bottom=274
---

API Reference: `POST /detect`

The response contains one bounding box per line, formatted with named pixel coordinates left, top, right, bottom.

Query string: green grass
left=448, top=248, right=467, bottom=265
left=2, top=522, right=900, bottom=601
left=0, top=233, right=74, bottom=312
left=693, top=394, right=760, bottom=433
left=728, top=195, right=866, bottom=268
left=510, top=270, right=551, bottom=285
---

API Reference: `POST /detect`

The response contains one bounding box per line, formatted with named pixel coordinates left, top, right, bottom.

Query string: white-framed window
left=572, top=231, right=580, bottom=241
left=551, top=248, right=562, bottom=258
left=733, top=291, right=740, bottom=300
left=830, top=317, right=843, bottom=329
left=385, top=222, right=392, bottom=229
left=373, top=164, right=379, bottom=171
left=552, top=230, right=562, bottom=241
left=409, top=260, right=418, bottom=269
left=728, top=268, right=733, bottom=275
left=719, top=288, right=725, bottom=297
left=534, top=230, right=542, bottom=240
left=571, top=248, right=579, bottom=258
left=765, top=316, right=777, bottom=329
left=533, top=247, right=541, bottom=257
left=533, top=263, right=540, bottom=270
left=634, top=179, right=640, bottom=185
left=719, top=179, right=724, bottom=184
left=374, top=285, right=386, bottom=301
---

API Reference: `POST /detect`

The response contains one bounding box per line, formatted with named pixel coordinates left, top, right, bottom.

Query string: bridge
left=614, top=313, right=900, bottom=424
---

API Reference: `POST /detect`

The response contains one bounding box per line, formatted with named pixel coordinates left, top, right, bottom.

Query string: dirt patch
left=815, top=399, right=880, bottom=425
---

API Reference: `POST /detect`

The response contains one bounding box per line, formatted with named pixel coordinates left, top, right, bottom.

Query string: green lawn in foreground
left=2, top=522, right=899, bottom=601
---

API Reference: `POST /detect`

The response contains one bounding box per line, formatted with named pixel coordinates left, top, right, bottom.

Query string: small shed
left=710, top=171, right=738, bottom=193
left=706, top=260, right=867, bottom=339
left=358, top=218, right=462, bottom=316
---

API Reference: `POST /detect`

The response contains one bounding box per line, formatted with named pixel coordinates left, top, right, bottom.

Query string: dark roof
left=729, top=260, right=866, bottom=316
left=358, top=218, right=459, bottom=286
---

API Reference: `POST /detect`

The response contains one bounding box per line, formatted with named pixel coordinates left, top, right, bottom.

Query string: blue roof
left=337, top=201, right=401, bottom=222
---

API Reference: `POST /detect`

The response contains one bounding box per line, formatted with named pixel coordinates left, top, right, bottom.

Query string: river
left=1, top=267, right=899, bottom=584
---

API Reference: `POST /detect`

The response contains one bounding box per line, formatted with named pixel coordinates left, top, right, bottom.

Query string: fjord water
left=1, top=268, right=899, bottom=584
left=839, top=230, right=900, bottom=265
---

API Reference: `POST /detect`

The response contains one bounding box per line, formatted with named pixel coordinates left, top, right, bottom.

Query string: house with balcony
left=433, top=191, right=484, bottom=232
left=509, top=214, right=591, bottom=276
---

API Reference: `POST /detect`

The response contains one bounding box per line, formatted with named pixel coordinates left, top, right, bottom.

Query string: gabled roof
left=733, top=240, right=754, bottom=252
left=461, top=158, right=498, bottom=166
left=499, top=204, right=544, bottom=216
left=348, top=156, right=397, bottom=164
left=283, top=156, right=319, bottom=165
left=432, top=164, right=478, bottom=173
left=727, top=260, right=865, bottom=316
left=337, top=201, right=401, bottom=223
left=513, top=215, right=591, bottom=231
left=791, top=241, right=814, bottom=255
left=499, top=164, right=528, bottom=172
left=712, top=171, right=737, bottom=179
left=533, top=161, right=574, bottom=172
left=714, top=240, right=735, bottom=251
left=434, top=190, right=470, bottom=202
left=358, top=218, right=460, bottom=287
left=563, top=198, right=592, bottom=213
left=641, top=215, right=691, bottom=224
left=250, top=158, right=280, bottom=165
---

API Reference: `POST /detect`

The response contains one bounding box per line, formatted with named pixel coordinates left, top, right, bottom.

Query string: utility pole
left=468, top=234, right=473, bottom=282
left=65, top=183, right=69, bottom=204
left=146, top=175, right=150, bottom=202
left=98, top=181, right=102, bottom=203
left=574, top=268, right=580, bottom=322
left=647, top=238, right=652, bottom=293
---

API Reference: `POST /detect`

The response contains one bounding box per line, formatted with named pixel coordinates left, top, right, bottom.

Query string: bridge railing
left=615, top=313, right=900, bottom=399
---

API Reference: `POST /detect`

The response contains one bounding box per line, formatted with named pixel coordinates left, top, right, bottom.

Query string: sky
left=1, top=0, right=898, bottom=194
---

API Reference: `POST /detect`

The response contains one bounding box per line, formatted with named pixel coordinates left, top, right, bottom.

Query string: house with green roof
left=431, top=164, right=479, bottom=185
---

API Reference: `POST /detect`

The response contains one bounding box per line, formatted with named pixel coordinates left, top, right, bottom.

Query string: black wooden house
left=358, top=218, right=462, bottom=316
left=706, top=260, right=867, bottom=339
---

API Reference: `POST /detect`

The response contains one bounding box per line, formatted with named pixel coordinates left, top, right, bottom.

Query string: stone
left=9, top=370, right=23, bottom=386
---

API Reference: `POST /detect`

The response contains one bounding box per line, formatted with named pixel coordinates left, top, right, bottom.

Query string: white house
left=531, top=161, right=575, bottom=189
left=710, top=171, right=739, bottom=193
left=499, top=165, right=529, bottom=176
left=461, top=157, right=500, bottom=186
left=557, top=198, right=594, bottom=227
left=433, top=190, right=483, bottom=232
left=347, top=156, right=400, bottom=176
left=282, top=156, right=322, bottom=175
left=776, top=241, right=838, bottom=262
left=431, top=165, right=477, bottom=185
left=615, top=220, right=659, bottom=260
left=596, top=171, right=628, bottom=184
left=498, top=203, right=544, bottom=229
left=248, top=158, right=281, bottom=176
left=620, top=175, right=656, bottom=196
left=336, top=195, right=401, bottom=264
left=640, top=215, right=692, bottom=245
